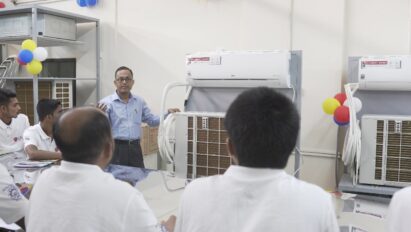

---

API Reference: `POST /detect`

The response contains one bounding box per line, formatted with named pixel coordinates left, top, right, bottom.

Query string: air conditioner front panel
left=358, top=56, right=411, bottom=91
left=174, top=112, right=232, bottom=179
left=360, top=115, right=411, bottom=187
left=186, top=50, right=291, bottom=88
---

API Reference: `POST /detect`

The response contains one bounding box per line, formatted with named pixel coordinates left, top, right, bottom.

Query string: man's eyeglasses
left=116, top=77, right=133, bottom=83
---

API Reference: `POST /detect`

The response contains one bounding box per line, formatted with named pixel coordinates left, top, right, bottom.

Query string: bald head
left=53, top=107, right=113, bottom=164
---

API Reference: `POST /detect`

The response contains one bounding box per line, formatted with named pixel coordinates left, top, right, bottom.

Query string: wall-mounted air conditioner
left=358, top=56, right=411, bottom=91
left=173, top=112, right=232, bottom=179
left=186, top=50, right=291, bottom=88
left=360, top=115, right=411, bottom=187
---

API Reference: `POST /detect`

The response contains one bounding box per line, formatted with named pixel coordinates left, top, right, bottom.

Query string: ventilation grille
left=52, top=80, right=72, bottom=109
left=375, top=120, right=411, bottom=183
left=186, top=115, right=232, bottom=179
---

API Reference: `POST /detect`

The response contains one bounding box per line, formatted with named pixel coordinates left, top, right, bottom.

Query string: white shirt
left=0, top=163, right=28, bottom=224
left=23, top=124, right=58, bottom=152
left=175, top=165, right=339, bottom=232
left=386, top=186, right=411, bottom=232
left=0, top=114, right=30, bottom=153
left=26, top=161, right=162, bottom=232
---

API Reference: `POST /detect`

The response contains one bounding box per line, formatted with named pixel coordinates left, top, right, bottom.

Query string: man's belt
left=114, top=139, right=140, bottom=145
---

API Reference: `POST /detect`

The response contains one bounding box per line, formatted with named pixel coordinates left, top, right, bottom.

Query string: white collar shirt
left=0, top=114, right=29, bottom=153
left=23, top=124, right=58, bottom=153
left=175, top=165, right=339, bottom=232
left=0, top=163, right=28, bottom=224
left=386, top=186, right=411, bottom=232
left=26, top=161, right=162, bottom=232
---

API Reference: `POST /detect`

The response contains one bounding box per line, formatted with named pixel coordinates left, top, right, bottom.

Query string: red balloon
left=0, top=2, right=5, bottom=8
left=334, top=105, right=350, bottom=124
left=334, top=93, right=347, bottom=105
left=17, top=58, right=26, bottom=66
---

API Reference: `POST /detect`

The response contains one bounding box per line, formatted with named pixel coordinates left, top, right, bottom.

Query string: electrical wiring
left=158, top=81, right=188, bottom=164
left=342, top=83, right=362, bottom=185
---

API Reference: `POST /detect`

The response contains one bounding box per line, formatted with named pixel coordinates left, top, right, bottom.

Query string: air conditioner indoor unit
left=173, top=112, right=232, bottom=180
left=186, top=50, right=291, bottom=88
left=360, top=115, right=411, bottom=187
left=358, top=55, right=411, bottom=91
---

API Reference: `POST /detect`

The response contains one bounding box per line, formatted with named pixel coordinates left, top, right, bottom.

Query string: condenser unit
left=173, top=112, right=232, bottom=179
left=358, top=56, right=411, bottom=91
left=360, top=115, right=411, bottom=187
left=186, top=50, right=291, bottom=88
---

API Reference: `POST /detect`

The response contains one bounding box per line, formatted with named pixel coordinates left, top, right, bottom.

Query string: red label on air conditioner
left=187, top=57, right=210, bottom=65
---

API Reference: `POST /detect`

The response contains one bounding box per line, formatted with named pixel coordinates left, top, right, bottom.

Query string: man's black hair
left=224, top=87, right=300, bottom=169
left=37, top=99, right=61, bottom=121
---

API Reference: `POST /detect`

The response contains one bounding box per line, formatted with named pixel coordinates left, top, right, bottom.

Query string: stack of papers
left=13, top=160, right=55, bottom=168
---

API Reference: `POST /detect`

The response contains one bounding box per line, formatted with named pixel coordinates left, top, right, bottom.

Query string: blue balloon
left=18, top=50, right=33, bottom=64
left=86, top=0, right=97, bottom=6
left=333, top=117, right=349, bottom=126
left=77, top=0, right=87, bottom=7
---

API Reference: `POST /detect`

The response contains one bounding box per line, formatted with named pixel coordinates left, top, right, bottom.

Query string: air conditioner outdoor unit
left=359, top=115, right=411, bottom=187
left=186, top=50, right=291, bottom=88
left=358, top=55, right=411, bottom=91
left=173, top=112, right=232, bottom=179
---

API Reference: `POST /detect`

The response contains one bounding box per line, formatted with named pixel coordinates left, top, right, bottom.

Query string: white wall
left=8, top=0, right=410, bottom=189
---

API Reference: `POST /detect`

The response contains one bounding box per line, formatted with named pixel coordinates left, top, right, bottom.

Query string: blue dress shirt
left=100, top=92, right=164, bottom=140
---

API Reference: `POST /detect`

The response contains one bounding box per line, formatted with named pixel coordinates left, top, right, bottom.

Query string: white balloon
left=344, top=97, right=362, bottom=113
left=33, top=47, right=48, bottom=61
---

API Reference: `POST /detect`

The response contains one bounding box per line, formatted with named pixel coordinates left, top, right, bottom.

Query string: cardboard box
left=141, top=124, right=158, bottom=155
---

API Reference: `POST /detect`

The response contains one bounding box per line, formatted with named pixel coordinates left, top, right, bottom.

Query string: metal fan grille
left=375, top=120, right=411, bottom=183
left=186, top=115, right=232, bottom=179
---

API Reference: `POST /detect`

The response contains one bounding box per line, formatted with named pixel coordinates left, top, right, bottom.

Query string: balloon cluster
left=17, top=39, right=48, bottom=75
left=77, top=0, right=98, bottom=7
left=322, top=93, right=362, bottom=126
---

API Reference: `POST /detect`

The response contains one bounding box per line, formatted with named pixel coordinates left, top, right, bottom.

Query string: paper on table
left=13, top=160, right=55, bottom=168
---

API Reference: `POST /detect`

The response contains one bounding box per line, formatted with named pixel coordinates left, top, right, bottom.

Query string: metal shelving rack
left=0, top=5, right=100, bottom=123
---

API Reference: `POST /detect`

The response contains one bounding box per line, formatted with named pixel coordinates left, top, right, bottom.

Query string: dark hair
left=37, top=99, right=61, bottom=121
left=0, top=88, right=17, bottom=106
left=53, top=108, right=112, bottom=164
left=114, top=66, right=133, bottom=79
left=224, top=87, right=300, bottom=169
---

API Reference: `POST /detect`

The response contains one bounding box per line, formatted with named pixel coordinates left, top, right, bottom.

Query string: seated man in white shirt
left=175, top=87, right=339, bottom=232
left=0, top=88, right=29, bottom=154
left=0, top=163, right=27, bottom=229
left=23, top=99, right=62, bottom=160
left=386, top=186, right=411, bottom=232
left=26, top=107, right=175, bottom=232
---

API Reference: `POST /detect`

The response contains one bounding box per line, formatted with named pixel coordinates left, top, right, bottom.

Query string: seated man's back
left=26, top=161, right=157, bottom=231
left=175, top=87, right=339, bottom=232
left=26, top=107, right=168, bottom=232
left=177, top=166, right=337, bottom=232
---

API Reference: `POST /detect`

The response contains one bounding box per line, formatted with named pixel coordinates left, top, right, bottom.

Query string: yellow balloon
left=26, top=60, right=43, bottom=75
left=322, top=98, right=341, bottom=115
left=21, top=39, right=37, bottom=51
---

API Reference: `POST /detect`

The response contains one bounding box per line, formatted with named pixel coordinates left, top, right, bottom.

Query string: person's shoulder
left=393, top=186, right=411, bottom=200
left=16, top=114, right=29, bottom=122
left=100, top=172, right=143, bottom=196
left=184, top=175, right=221, bottom=194
left=100, top=93, right=117, bottom=104
left=286, top=175, right=331, bottom=198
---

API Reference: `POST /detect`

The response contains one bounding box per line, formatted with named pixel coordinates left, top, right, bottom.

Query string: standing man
left=0, top=88, right=29, bottom=155
left=99, top=66, right=178, bottom=168
left=23, top=99, right=63, bottom=160
left=174, top=87, right=339, bottom=232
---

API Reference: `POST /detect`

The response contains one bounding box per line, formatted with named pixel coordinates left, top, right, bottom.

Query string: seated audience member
left=23, top=99, right=62, bottom=160
left=174, top=87, right=339, bottom=232
left=386, top=186, right=411, bottom=232
left=0, top=163, right=27, bottom=229
left=0, top=88, right=29, bottom=154
left=26, top=107, right=175, bottom=232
